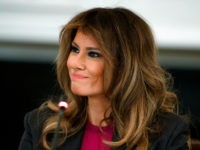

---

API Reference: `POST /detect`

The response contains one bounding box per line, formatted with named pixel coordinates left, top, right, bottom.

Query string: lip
left=70, top=73, right=88, bottom=80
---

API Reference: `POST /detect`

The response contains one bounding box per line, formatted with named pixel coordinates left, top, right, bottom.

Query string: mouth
left=70, top=73, right=88, bottom=80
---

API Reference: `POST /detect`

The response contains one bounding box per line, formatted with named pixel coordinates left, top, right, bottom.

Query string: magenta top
left=81, top=121, right=114, bottom=150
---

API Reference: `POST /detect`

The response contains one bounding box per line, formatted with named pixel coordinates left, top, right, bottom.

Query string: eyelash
left=71, top=46, right=79, bottom=53
left=88, top=51, right=102, bottom=58
left=70, top=46, right=102, bottom=58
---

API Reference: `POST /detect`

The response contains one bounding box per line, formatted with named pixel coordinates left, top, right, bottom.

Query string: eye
left=71, top=45, right=79, bottom=53
left=88, top=51, right=102, bottom=58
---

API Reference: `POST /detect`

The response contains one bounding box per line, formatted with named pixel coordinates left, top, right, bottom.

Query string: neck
left=87, top=95, right=111, bottom=126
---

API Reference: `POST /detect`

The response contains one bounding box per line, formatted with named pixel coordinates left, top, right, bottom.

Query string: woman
left=18, top=7, right=189, bottom=150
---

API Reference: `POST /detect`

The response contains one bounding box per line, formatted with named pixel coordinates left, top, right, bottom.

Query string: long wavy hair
left=41, top=7, right=178, bottom=150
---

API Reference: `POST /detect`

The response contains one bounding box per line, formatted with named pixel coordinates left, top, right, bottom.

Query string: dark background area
left=0, top=60, right=200, bottom=149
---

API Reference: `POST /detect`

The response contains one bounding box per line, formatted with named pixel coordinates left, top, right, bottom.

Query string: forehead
left=73, top=29, right=100, bottom=47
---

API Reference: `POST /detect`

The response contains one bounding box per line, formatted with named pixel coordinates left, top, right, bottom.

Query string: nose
left=71, top=53, right=86, bottom=70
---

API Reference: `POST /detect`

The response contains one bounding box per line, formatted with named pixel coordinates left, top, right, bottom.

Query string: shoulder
left=24, top=106, right=54, bottom=125
left=23, top=106, right=55, bottom=138
left=19, top=106, right=55, bottom=150
left=149, top=112, right=190, bottom=149
left=158, top=111, right=188, bottom=130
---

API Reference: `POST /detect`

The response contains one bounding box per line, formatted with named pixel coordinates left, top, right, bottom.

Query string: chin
left=71, top=88, right=88, bottom=96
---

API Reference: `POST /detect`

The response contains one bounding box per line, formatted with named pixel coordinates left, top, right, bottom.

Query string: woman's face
left=67, top=29, right=105, bottom=97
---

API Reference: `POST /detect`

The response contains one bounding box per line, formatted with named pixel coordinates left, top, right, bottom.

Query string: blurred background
left=0, top=0, right=199, bottom=149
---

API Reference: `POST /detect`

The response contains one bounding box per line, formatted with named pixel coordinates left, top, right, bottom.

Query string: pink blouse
left=81, top=121, right=114, bottom=150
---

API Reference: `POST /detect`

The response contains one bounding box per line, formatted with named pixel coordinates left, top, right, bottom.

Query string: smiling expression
left=67, top=29, right=105, bottom=97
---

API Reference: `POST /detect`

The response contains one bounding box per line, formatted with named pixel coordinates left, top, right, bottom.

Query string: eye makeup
left=71, top=42, right=103, bottom=58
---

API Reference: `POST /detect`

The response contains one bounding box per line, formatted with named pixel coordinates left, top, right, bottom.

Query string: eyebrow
left=72, top=41, right=101, bottom=51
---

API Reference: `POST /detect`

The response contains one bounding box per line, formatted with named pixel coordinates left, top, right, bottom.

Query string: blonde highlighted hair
left=41, top=7, right=177, bottom=150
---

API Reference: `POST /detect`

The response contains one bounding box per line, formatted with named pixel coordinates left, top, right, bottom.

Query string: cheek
left=90, top=62, right=104, bottom=80
left=66, top=54, right=73, bottom=69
